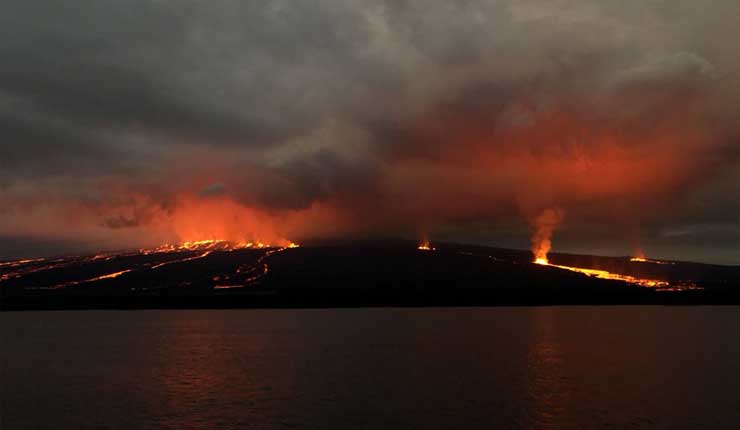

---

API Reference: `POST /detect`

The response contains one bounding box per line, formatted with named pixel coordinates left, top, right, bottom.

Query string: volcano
left=1, top=240, right=739, bottom=310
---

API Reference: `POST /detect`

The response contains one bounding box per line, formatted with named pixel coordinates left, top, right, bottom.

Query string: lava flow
left=629, top=257, right=674, bottom=265
left=528, top=209, right=689, bottom=289
left=0, top=239, right=301, bottom=291
left=533, top=258, right=670, bottom=288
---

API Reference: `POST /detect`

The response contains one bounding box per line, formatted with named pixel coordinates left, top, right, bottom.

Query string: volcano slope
left=1, top=240, right=739, bottom=310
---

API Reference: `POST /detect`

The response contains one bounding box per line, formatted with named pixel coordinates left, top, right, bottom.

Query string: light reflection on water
left=2, top=307, right=740, bottom=429
left=524, top=308, right=570, bottom=429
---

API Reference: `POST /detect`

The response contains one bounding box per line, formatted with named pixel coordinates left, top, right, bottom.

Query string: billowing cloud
left=2, top=0, right=740, bottom=262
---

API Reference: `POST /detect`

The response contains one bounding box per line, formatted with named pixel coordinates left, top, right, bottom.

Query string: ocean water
left=2, top=307, right=740, bottom=429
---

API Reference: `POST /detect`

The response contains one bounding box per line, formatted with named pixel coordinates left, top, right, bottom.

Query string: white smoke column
left=531, top=208, right=565, bottom=264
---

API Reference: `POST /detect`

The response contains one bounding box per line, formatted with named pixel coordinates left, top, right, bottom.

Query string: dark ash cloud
left=2, top=0, right=740, bottom=262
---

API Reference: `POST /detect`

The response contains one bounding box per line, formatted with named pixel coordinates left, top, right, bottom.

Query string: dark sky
left=2, top=0, right=740, bottom=263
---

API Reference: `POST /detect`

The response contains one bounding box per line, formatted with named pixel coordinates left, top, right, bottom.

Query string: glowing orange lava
left=142, top=239, right=300, bottom=254
left=541, top=262, right=670, bottom=288
left=630, top=256, right=674, bottom=265
left=530, top=208, right=564, bottom=266
left=629, top=249, right=674, bottom=265
left=88, top=270, right=133, bottom=282
left=533, top=254, right=683, bottom=288
left=418, top=239, right=435, bottom=251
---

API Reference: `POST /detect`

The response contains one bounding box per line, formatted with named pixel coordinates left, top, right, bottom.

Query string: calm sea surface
left=2, top=307, right=740, bottom=429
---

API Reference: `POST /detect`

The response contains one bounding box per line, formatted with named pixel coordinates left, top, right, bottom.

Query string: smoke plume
left=531, top=209, right=565, bottom=263
left=2, top=0, right=740, bottom=262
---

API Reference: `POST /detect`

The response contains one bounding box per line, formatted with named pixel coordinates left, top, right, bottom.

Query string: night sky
left=2, top=1, right=740, bottom=263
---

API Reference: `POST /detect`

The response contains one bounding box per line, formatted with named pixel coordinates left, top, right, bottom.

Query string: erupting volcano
left=530, top=217, right=693, bottom=290
left=0, top=236, right=729, bottom=311
left=0, top=239, right=300, bottom=293
left=418, top=239, right=435, bottom=251
left=532, top=209, right=695, bottom=289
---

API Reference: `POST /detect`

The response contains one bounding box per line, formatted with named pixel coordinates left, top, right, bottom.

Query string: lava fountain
left=530, top=208, right=564, bottom=265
